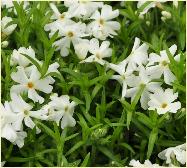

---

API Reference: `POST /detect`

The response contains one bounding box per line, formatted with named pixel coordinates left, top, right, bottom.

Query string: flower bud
left=173, top=1, right=178, bottom=8
left=138, top=14, right=144, bottom=20
left=146, top=21, right=150, bottom=26
left=90, top=126, right=108, bottom=140
left=161, top=11, right=171, bottom=19
left=1, top=41, right=9, bottom=48
left=161, top=16, right=166, bottom=22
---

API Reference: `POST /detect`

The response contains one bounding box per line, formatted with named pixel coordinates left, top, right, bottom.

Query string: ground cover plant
left=1, top=0, right=186, bottom=167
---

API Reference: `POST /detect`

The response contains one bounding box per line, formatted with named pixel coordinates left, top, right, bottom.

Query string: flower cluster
left=44, top=1, right=120, bottom=58
left=1, top=1, right=185, bottom=167
left=1, top=45, right=77, bottom=147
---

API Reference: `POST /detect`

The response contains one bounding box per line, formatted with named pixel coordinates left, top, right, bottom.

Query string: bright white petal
left=28, top=89, right=44, bottom=104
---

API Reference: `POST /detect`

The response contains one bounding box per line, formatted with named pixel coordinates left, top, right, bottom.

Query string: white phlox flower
left=44, top=3, right=74, bottom=37
left=158, top=143, right=186, bottom=165
left=80, top=38, right=112, bottom=65
left=146, top=44, right=180, bottom=85
left=1, top=0, right=14, bottom=9
left=12, top=130, right=27, bottom=148
left=1, top=0, right=30, bottom=14
left=87, top=4, right=120, bottom=40
left=1, top=102, right=18, bottom=143
left=1, top=161, right=6, bottom=167
left=25, top=62, right=60, bottom=84
left=10, top=46, right=36, bottom=67
left=10, top=66, right=54, bottom=104
left=74, top=39, right=90, bottom=60
left=125, top=37, right=149, bottom=72
left=53, top=22, right=88, bottom=57
left=1, top=102, right=27, bottom=148
left=1, top=16, right=17, bottom=39
left=125, top=66, right=161, bottom=110
left=10, top=93, right=48, bottom=133
left=129, top=159, right=160, bottom=167
left=148, top=88, right=181, bottom=114
left=109, top=60, right=133, bottom=98
left=44, top=93, right=77, bottom=129
left=64, top=0, right=103, bottom=19
left=137, top=1, right=166, bottom=16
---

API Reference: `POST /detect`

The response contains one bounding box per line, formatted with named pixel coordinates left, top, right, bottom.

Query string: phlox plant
left=1, top=1, right=186, bottom=167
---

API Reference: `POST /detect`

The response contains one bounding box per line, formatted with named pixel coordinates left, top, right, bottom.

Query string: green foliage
left=1, top=1, right=186, bottom=167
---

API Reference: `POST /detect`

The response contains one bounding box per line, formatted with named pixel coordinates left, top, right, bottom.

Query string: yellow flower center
left=161, top=103, right=168, bottom=108
left=121, top=74, right=125, bottom=80
left=96, top=53, right=101, bottom=59
left=161, top=60, right=168, bottom=66
left=60, top=14, right=65, bottom=20
left=67, top=31, right=74, bottom=38
left=64, top=106, right=69, bottom=112
left=99, top=19, right=104, bottom=25
left=24, top=110, right=29, bottom=116
left=27, top=82, right=34, bottom=88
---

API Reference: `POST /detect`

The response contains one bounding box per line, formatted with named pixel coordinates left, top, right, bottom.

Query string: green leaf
left=65, top=141, right=85, bottom=156
left=91, top=84, right=102, bottom=100
left=80, top=152, right=90, bottom=167
left=120, top=143, right=135, bottom=154
left=98, top=147, right=123, bottom=167
left=65, top=133, right=79, bottom=142
left=70, top=96, right=84, bottom=105
left=147, top=128, right=158, bottom=159
left=35, top=121, right=56, bottom=139
left=21, top=53, right=41, bottom=72
left=131, top=84, right=145, bottom=109
left=136, top=112, right=153, bottom=129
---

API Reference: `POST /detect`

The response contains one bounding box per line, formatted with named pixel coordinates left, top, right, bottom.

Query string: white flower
left=12, top=130, right=27, bottom=148
left=148, top=88, right=181, bottom=114
left=64, top=0, right=103, bottom=19
left=173, top=0, right=178, bottom=8
left=129, top=159, right=160, bottom=167
left=125, top=66, right=161, bottom=110
left=1, top=161, right=6, bottom=167
left=87, top=4, right=120, bottom=40
left=1, top=102, right=18, bottom=143
left=1, top=16, right=17, bottom=39
left=137, top=1, right=166, bottom=16
left=125, top=37, right=149, bottom=72
left=158, top=143, right=186, bottom=165
left=1, top=0, right=14, bottom=9
left=74, top=39, right=90, bottom=60
left=1, top=101, right=28, bottom=148
left=109, top=60, right=133, bottom=98
left=1, top=0, right=29, bottom=13
left=80, top=38, right=112, bottom=65
left=53, top=22, right=88, bottom=57
left=44, top=93, right=77, bottom=129
left=10, top=46, right=36, bottom=67
left=146, top=44, right=179, bottom=85
left=10, top=93, right=48, bottom=133
left=10, top=66, right=54, bottom=104
left=44, top=3, right=74, bottom=37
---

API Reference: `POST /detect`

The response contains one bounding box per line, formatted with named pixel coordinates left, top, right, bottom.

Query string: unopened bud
left=138, top=14, right=144, bottom=20
left=173, top=1, right=178, bottom=8
left=120, top=1, right=125, bottom=7
left=146, top=21, right=150, bottom=26
left=161, top=11, right=171, bottom=19
left=90, top=127, right=108, bottom=140
left=161, top=16, right=166, bottom=22
left=1, top=41, right=9, bottom=48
